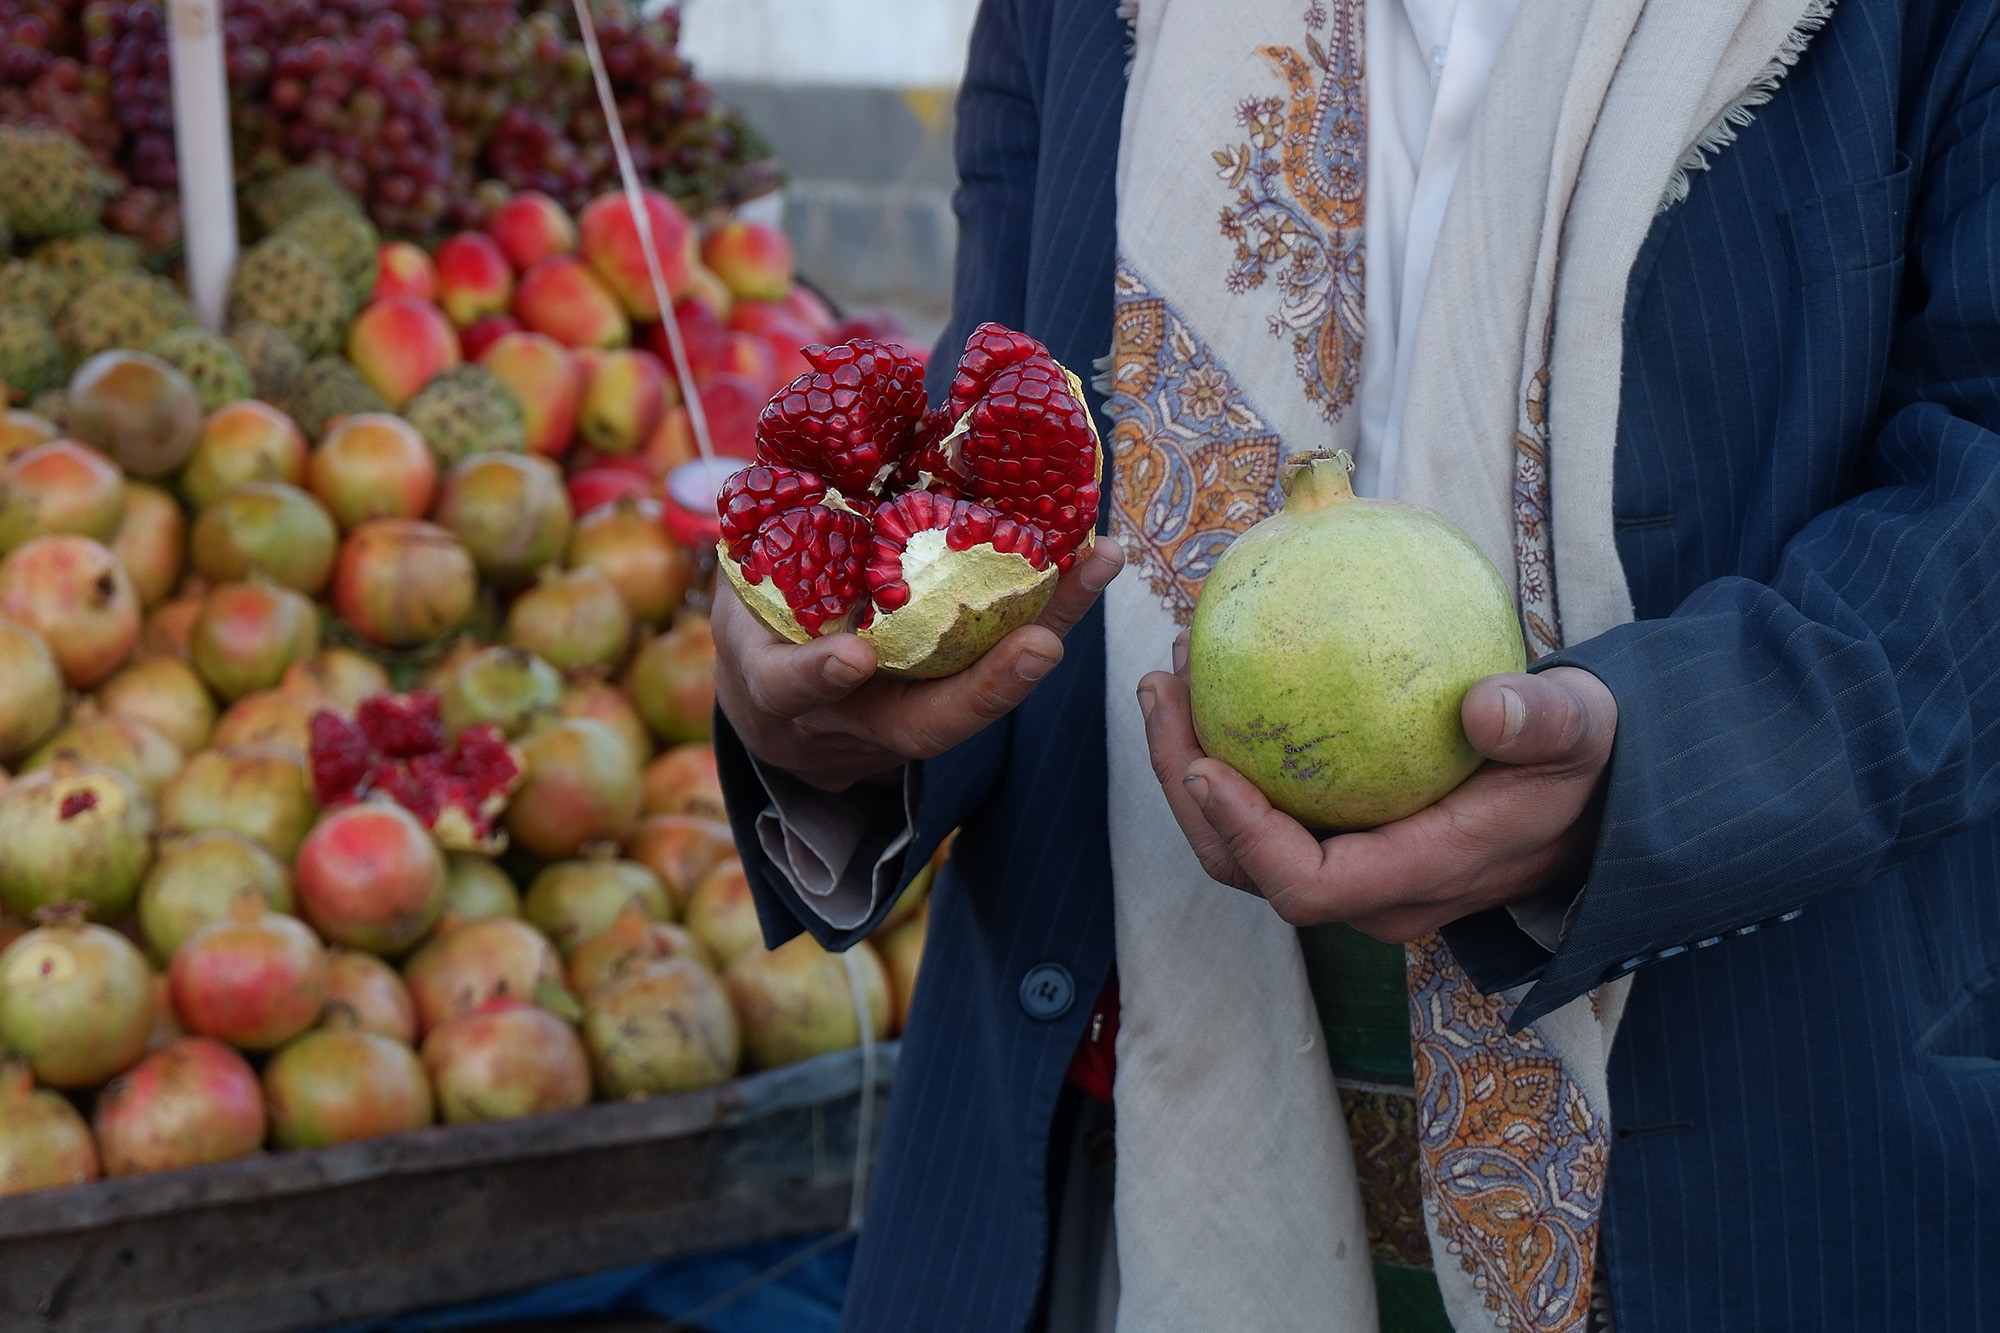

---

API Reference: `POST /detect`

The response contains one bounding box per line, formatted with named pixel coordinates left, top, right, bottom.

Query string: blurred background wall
left=677, top=0, right=974, bottom=349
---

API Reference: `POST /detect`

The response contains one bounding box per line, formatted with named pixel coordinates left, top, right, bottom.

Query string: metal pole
left=167, top=0, right=238, bottom=332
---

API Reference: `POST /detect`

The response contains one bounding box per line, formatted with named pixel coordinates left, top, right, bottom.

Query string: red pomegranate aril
left=716, top=463, right=827, bottom=561
left=946, top=323, right=1048, bottom=420
left=753, top=341, right=928, bottom=495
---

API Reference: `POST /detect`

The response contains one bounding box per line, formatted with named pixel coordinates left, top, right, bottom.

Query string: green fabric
left=1297, top=922, right=1415, bottom=1080
left=1374, top=1263, right=1454, bottom=1333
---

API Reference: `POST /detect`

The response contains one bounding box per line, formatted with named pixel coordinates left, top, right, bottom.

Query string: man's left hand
left=1137, top=640, right=1618, bottom=942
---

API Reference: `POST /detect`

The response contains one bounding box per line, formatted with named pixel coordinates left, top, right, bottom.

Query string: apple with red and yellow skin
left=780, top=285, right=838, bottom=339
left=576, top=349, right=668, bottom=456
left=701, top=220, right=794, bottom=303
left=682, top=264, right=733, bottom=321
left=434, top=233, right=514, bottom=328
left=578, top=190, right=695, bottom=321
left=345, top=298, right=461, bottom=408
left=458, top=314, right=520, bottom=362
left=372, top=242, right=437, bottom=303
left=487, top=191, right=577, bottom=272
left=513, top=257, right=630, bottom=350
left=717, top=333, right=778, bottom=398
left=480, top=332, right=581, bottom=459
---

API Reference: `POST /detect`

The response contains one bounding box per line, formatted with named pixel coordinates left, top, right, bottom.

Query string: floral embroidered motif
left=1212, top=0, right=1366, bottom=421
left=1110, top=262, right=1285, bottom=624
left=1514, top=353, right=1563, bottom=658
left=1407, top=934, right=1606, bottom=1332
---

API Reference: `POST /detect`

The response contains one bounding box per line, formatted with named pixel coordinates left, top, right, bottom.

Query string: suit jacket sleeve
left=718, top=0, right=1042, bottom=953
left=1453, top=48, right=2000, bottom=1027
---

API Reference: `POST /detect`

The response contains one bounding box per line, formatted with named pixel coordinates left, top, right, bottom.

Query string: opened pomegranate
left=638, top=745, right=726, bottom=823
left=0, top=534, right=141, bottom=688
left=332, top=519, right=478, bottom=648
left=439, top=646, right=562, bottom=739
left=169, top=893, right=329, bottom=1050
left=293, top=800, right=447, bottom=955
left=421, top=995, right=591, bottom=1124
left=624, top=814, right=737, bottom=916
left=0, top=615, right=64, bottom=764
left=724, top=933, right=891, bottom=1070
left=281, top=648, right=393, bottom=711
left=524, top=849, right=672, bottom=957
left=566, top=498, right=691, bottom=626
left=506, top=718, right=642, bottom=859
left=0, top=1053, right=100, bottom=1194
left=558, top=679, right=653, bottom=767
left=189, top=579, right=321, bottom=702
left=683, top=857, right=762, bottom=968
left=570, top=901, right=712, bottom=998
left=262, top=1022, right=434, bottom=1147
left=0, top=439, right=125, bottom=555
left=625, top=615, right=716, bottom=745
left=718, top=327, right=1101, bottom=678
left=97, top=655, right=217, bottom=755
left=0, top=906, right=153, bottom=1087
left=402, top=916, right=568, bottom=1035
left=437, top=852, right=521, bottom=935
left=26, top=705, right=183, bottom=799
left=110, top=480, right=186, bottom=607
left=138, top=830, right=292, bottom=962
left=582, top=956, right=740, bottom=1097
left=503, top=566, right=632, bottom=672
left=92, top=1036, right=266, bottom=1175
left=325, top=949, right=418, bottom=1044
left=0, top=763, right=155, bottom=920
left=434, top=452, right=573, bottom=587
left=309, top=692, right=524, bottom=852
left=157, top=745, right=317, bottom=860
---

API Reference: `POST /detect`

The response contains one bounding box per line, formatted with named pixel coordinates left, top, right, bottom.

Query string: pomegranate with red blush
left=262, top=1022, right=433, bottom=1147
left=169, top=892, right=329, bottom=1050
left=293, top=801, right=447, bottom=955
left=324, top=949, right=417, bottom=1045
left=0, top=535, right=141, bottom=688
left=566, top=498, right=690, bottom=627
left=422, top=995, right=590, bottom=1124
left=506, top=719, right=642, bottom=860
left=332, top=520, right=478, bottom=648
left=0, top=1054, right=99, bottom=1194
left=92, top=1036, right=265, bottom=1175
left=188, top=579, right=320, bottom=702
left=625, top=615, right=716, bottom=745
left=402, top=916, right=567, bottom=1034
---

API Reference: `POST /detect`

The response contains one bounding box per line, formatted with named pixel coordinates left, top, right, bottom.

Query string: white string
left=570, top=0, right=716, bottom=464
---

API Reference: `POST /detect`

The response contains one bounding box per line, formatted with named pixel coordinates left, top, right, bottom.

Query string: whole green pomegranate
left=1187, top=450, right=1526, bottom=831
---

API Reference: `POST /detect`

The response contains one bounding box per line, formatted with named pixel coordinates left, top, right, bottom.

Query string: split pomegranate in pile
left=717, top=324, right=1102, bottom=678
left=309, top=692, right=524, bottom=853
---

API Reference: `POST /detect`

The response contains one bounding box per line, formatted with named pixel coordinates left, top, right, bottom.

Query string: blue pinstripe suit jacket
left=716, top=0, right=2000, bottom=1327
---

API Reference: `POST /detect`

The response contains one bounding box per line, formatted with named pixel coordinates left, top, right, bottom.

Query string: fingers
left=1460, top=666, right=1617, bottom=768
left=1034, top=537, right=1126, bottom=640
left=855, top=622, right=1064, bottom=756
left=716, top=581, right=880, bottom=720
left=1179, top=757, right=1340, bottom=919
left=1137, top=669, right=1249, bottom=888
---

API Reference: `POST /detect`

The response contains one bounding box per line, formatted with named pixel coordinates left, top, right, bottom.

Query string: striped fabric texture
left=716, top=0, right=2000, bottom=1328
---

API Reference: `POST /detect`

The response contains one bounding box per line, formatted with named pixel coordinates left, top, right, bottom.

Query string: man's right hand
left=715, top=538, right=1125, bottom=792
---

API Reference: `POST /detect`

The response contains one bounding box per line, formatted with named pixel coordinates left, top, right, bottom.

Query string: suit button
left=1019, top=963, right=1075, bottom=1020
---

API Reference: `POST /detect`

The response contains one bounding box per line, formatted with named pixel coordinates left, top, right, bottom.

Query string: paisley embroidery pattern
left=1109, top=261, right=1285, bottom=625
left=1407, top=934, right=1607, bottom=1331
left=1514, top=352, right=1564, bottom=658
left=1212, top=0, right=1366, bottom=421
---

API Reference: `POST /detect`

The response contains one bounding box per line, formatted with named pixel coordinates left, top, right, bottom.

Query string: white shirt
left=755, top=0, right=1538, bottom=935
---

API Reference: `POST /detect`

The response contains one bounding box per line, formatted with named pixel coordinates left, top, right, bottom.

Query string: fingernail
left=1182, top=773, right=1211, bottom=807
left=1137, top=684, right=1156, bottom=719
left=823, top=655, right=867, bottom=688
left=1497, top=685, right=1526, bottom=745
left=1172, top=636, right=1189, bottom=674
left=1082, top=552, right=1118, bottom=593
left=1016, top=649, right=1057, bottom=682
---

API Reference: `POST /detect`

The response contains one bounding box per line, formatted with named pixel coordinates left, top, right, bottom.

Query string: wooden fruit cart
left=0, top=1044, right=895, bottom=1333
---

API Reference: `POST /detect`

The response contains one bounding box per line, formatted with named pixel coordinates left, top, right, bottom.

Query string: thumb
left=1460, top=667, right=1616, bottom=767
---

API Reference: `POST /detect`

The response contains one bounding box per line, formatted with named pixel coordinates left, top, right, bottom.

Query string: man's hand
left=1138, top=638, right=1617, bottom=942
left=716, top=539, right=1126, bottom=792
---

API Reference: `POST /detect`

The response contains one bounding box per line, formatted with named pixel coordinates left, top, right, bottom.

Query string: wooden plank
left=0, top=1045, right=894, bottom=1333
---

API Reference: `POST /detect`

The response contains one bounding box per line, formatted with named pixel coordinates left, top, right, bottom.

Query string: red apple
left=578, top=189, right=695, bottom=321
left=487, top=190, right=578, bottom=272
left=567, top=467, right=657, bottom=518
left=701, top=220, right=794, bottom=303
left=683, top=264, right=733, bottom=321
left=779, top=285, right=838, bottom=339
left=514, top=256, right=631, bottom=350
left=373, top=242, right=438, bottom=304
left=346, top=297, right=461, bottom=408
left=480, top=331, right=581, bottom=459
left=717, top=332, right=777, bottom=398
left=434, top=232, right=514, bottom=328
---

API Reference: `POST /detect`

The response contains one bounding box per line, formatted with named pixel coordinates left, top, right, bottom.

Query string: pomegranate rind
left=717, top=542, right=817, bottom=646
left=859, top=534, right=1060, bottom=679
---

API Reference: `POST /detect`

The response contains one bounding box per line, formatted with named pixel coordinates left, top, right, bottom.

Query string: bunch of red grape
left=0, top=2, right=118, bottom=164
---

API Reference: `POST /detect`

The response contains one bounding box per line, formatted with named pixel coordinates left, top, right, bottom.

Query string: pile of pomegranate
left=718, top=325, right=1102, bottom=677
left=0, top=314, right=970, bottom=1201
